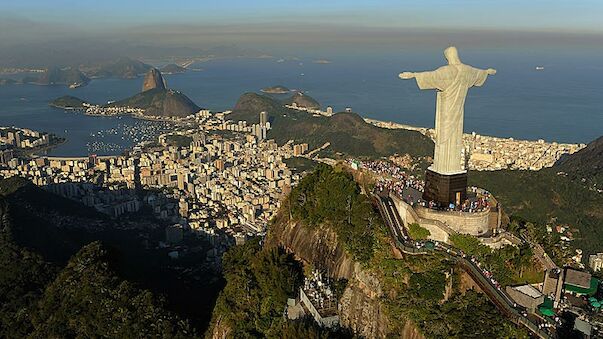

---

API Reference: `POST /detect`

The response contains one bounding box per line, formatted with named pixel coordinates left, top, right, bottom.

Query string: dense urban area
left=1, top=66, right=602, bottom=338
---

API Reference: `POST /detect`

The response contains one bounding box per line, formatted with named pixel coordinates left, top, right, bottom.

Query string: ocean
left=1, top=50, right=601, bottom=156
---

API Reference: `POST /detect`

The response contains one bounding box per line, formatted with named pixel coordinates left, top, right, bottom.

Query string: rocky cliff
left=207, top=165, right=524, bottom=338
left=267, top=218, right=423, bottom=339
left=142, top=68, right=166, bottom=92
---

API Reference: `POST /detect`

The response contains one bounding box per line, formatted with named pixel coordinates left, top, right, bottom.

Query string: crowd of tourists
left=353, top=159, right=491, bottom=213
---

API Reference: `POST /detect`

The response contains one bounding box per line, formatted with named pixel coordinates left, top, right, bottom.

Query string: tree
left=408, top=223, right=431, bottom=240
left=30, top=242, right=195, bottom=338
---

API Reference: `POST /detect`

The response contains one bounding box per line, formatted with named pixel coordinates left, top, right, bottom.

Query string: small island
left=0, top=78, right=18, bottom=86
left=261, top=85, right=290, bottom=94
left=49, top=95, right=89, bottom=110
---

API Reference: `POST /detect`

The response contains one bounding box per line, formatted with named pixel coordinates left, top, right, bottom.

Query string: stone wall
left=414, top=205, right=491, bottom=236
left=390, top=192, right=497, bottom=241
left=390, top=194, right=452, bottom=243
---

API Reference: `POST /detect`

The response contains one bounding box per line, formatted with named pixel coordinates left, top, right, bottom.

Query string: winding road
left=373, top=193, right=553, bottom=339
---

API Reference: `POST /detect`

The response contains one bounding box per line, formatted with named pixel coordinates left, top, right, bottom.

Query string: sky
left=1, top=1, right=602, bottom=66
left=2, top=0, right=603, bottom=32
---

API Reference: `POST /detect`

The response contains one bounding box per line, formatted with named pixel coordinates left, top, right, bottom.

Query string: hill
left=207, top=164, right=526, bottom=338
left=0, top=177, right=222, bottom=334
left=0, top=237, right=195, bottom=338
left=109, top=88, right=200, bottom=117
left=555, top=135, right=603, bottom=188
left=283, top=92, right=320, bottom=109
left=261, top=85, right=290, bottom=94
left=161, top=63, right=187, bottom=74
left=231, top=92, right=284, bottom=116
left=469, top=167, right=603, bottom=256
left=229, top=92, right=434, bottom=158
left=81, top=57, right=152, bottom=79
left=49, top=95, right=88, bottom=109
left=28, top=67, right=89, bottom=87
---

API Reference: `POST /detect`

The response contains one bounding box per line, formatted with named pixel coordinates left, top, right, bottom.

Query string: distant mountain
left=81, top=57, right=152, bottom=79
left=28, top=67, right=89, bottom=87
left=261, top=85, right=290, bottom=94
left=160, top=63, right=187, bottom=74
left=555, top=135, right=603, bottom=187
left=109, top=88, right=200, bottom=117
left=49, top=95, right=88, bottom=109
left=229, top=93, right=433, bottom=158
left=283, top=92, right=320, bottom=110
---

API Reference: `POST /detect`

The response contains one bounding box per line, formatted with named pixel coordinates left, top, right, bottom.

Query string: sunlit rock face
left=142, top=68, right=166, bottom=92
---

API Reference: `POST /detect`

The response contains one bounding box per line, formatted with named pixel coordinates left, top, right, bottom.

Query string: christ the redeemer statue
left=400, top=46, right=496, bottom=175
left=399, top=46, right=495, bottom=206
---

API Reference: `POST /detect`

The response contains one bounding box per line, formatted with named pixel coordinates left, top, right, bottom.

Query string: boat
left=535, top=66, right=545, bottom=71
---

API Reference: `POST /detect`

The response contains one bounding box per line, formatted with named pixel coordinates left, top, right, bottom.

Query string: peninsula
left=160, top=63, right=187, bottom=74
left=50, top=68, right=201, bottom=118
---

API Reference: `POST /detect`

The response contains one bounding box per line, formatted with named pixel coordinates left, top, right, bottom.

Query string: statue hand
left=487, top=68, right=497, bottom=75
left=399, top=72, right=414, bottom=80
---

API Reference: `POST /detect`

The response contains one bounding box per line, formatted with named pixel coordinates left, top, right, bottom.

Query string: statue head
left=444, top=46, right=461, bottom=65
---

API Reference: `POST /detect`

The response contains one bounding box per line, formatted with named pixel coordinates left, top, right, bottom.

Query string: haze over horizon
left=2, top=0, right=603, bottom=66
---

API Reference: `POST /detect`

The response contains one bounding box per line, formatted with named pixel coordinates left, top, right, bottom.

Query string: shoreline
left=362, top=117, right=586, bottom=147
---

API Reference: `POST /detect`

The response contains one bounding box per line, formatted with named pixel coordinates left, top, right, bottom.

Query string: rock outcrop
left=268, top=218, right=423, bottom=339
left=142, top=68, right=166, bottom=92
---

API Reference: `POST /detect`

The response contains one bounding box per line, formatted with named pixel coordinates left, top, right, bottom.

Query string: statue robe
left=414, top=64, right=490, bottom=174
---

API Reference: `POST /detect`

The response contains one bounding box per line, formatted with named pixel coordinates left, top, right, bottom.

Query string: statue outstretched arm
left=400, top=69, right=448, bottom=90
left=471, top=67, right=496, bottom=87
left=399, top=72, right=415, bottom=79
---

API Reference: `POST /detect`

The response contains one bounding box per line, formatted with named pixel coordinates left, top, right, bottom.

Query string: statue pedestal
left=422, top=169, right=467, bottom=206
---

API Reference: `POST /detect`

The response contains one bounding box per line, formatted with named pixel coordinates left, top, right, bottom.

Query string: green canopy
left=540, top=297, right=554, bottom=309
left=564, top=277, right=599, bottom=296
left=539, top=307, right=555, bottom=317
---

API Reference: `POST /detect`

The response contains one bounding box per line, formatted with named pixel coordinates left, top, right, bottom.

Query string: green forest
left=0, top=239, right=194, bottom=338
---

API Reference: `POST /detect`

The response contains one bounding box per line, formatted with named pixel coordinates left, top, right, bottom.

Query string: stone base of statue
left=422, top=169, right=467, bottom=206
